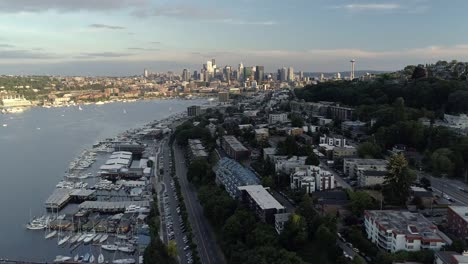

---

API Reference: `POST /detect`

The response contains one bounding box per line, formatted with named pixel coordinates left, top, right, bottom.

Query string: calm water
left=0, top=99, right=203, bottom=261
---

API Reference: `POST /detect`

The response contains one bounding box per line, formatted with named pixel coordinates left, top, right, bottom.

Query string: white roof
left=100, top=164, right=124, bottom=171
left=105, top=158, right=130, bottom=165
left=238, top=185, right=284, bottom=210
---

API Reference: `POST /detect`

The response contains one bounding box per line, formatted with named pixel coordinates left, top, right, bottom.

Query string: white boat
left=78, top=233, right=88, bottom=243
left=112, top=259, right=136, bottom=264
left=58, top=235, right=71, bottom=246
left=93, top=234, right=102, bottom=242
left=79, top=105, right=83, bottom=111
left=26, top=223, right=46, bottom=230
left=118, top=246, right=135, bottom=253
left=99, top=234, right=109, bottom=243
left=70, top=233, right=81, bottom=244
left=74, top=254, right=79, bottom=262
left=101, top=244, right=118, bottom=251
left=45, top=230, right=57, bottom=239
left=98, top=254, right=104, bottom=264
left=83, top=234, right=95, bottom=244
left=54, top=255, right=72, bottom=263
left=2, top=124, right=7, bottom=127
left=89, top=254, right=95, bottom=263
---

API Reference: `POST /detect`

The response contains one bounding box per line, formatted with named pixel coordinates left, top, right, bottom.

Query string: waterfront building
left=1, top=95, right=32, bottom=107
left=364, top=210, right=449, bottom=252
left=215, top=157, right=260, bottom=198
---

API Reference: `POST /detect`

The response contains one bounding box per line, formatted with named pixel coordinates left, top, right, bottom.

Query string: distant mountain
left=303, top=70, right=387, bottom=78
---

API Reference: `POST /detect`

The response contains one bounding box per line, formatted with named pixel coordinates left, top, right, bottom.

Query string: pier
left=78, top=200, right=150, bottom=213
left=45, top=189, right=96, bottom=210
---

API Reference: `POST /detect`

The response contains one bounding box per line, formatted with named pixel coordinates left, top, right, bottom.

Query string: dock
left=45, top=189, right=96, bottom=210
left=78, top=200, right=150, bottom=212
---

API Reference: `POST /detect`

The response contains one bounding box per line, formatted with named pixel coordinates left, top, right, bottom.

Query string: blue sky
left=0, top=0, right=467, bottom=75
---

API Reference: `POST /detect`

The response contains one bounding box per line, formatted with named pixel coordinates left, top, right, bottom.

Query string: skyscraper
left=144, top=69, right=148, bottom=78
left=182, top=69, right=190, bottom=82
left=350, top=59, right=356, bottom=80
left=255, top=66, right=264, bottom=83
left=280, top=67, right=287, bottom=82
left=299, top=71, right=304, bottom=81
left=238, top=63, right=244, bottom=80
left=243, top=67, right=252, bottom=81
left=288, top=67, right=294, bottom=81
left=206, top=61, right=213, bottom=73
left=224, top=66, right=232, bottom=84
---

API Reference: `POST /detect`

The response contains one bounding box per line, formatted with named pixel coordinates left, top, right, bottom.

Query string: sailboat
left=79, top=105, right=83, bottom=111
left=89, top=254, right=95, bottom=263
left=99, top=233, right=109, bottom=243
left=45, top=230, right=57, bottom=239
left=93, top=233, right=102, bottom=243
left=70, top=233, right=81, bottom=244
left=58, top=234, right=71, bottom=246
left=98, top=253, right=105, bottom=264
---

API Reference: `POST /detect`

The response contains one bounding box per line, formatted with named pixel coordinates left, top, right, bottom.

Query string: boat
left=112, top=259, right=136, bottom=264
left=118, top=246, right=135, bottom=253
left=74, top=254, right=79, bottom=262
left=93, top=234, right=102, bottom=242
left=78, top=233, right=88, bottom=243
left=89, top=254, right=95, bottom=263
left=70, top=233, right=81, bottom=244
left=101, top=244, right=118, bottom=251
left=45, top=230, right=57, bottom=239
left=26, top=222, right=46, bottom=230
left=83, top=253, right=90, bottom=262
left=2, top=124, right=7, bottom=127
left=79, top=105, right=83, bottom=111
left=123, top=109, right=127, bottom=114
left=98, top=254, right=104, bottom=264
left=99, top=234, right=109, bottom=243
left=54, top=255, right=72, bottom=263
left=58, top=235, right=71, bottom=246
left=83, top=233, right=95, bottom=244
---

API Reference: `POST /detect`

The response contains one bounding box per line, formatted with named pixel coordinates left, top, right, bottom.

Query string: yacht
left=77, top=233, right=88, bottom=243
left=89, top=254, right=95, bottom=263
left=98, top=254, right=105, bottom=264
left=58, top=235, right=71, bottom=246
left=118, top=246, right=135, bottom=253
left=93, top=234, right=102, bottom=242
left=101, top=244, right=118, bottom=251
left=45, top=230, right=57, bottom=239
left=112, top=259, right=136, bottom=264
left=54, top=256, right=72, bottom=263
left=83, top=233, right=95, bottom=244
left=70, top=233, right=81, bottom=244
left=99, top=234, right=109, bottom=243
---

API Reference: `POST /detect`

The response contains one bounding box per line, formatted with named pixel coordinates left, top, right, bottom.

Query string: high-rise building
left=299, top=71, right=304, bottom=81
left=182, top=69, right=190, bottom=82
left=243, top=67, right=253, bottom=81
left=206, top=61, right=213, bottom=73
left=223, top=66, right=232, bottom=84
left=238, top=63, right=244, bottom=80
left=144, top=69, right=149, bottom=78
left=255, top=66, right=264, bottom=83
left=350, top=59, right=356, bottom=80
left=280, top=67, right=288, bottom=82
left=288, top=67, right=294, bottom=81
left=212, top=59, right=216, bottom=69
left=193, top=70, right=198, bottom=80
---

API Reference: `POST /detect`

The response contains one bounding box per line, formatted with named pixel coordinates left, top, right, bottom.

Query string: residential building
left=187, top=139, right=208, bottom=161
left=268, top=113, right=288, bottom=124
left=357, top=169, right=387, bottom=187
left=187, top=105, right=201, bottom=117
left=434, top=251, right=468, bottom=264
left=215, top=157, right=260, bottom=198
left=343, top=158, right=388, bottom=178
left=275, top=213, right=291, bottom=234
left=263, top=147, right=276, bottom=160
left=319, top=135, right=348, bottom=147
left=237, top=185, right=286, bottom=224
left=287, top=127, right=304, bottom=136
left=275, top=156, right=307, bottom=174
left=328, top=105, right=354, bottom=121
left=447, top=206, right=468, bottom=240
left=333, top=146, right=357, bottom=159
left=290, top=165, right=335, bottom=193
left=364, top=210, right=449, bottom=252
left=254, top=128, right=269, bottom=142
left=221, top=135, right=250, bottom=160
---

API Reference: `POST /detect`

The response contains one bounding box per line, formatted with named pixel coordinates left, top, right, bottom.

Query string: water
left=0, top=99, right=203, bottom=261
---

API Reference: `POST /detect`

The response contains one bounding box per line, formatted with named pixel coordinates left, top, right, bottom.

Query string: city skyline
left=1, top=0, right=468, bottom=75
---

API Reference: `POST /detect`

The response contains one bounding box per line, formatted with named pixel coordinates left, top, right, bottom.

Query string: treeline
left=295, top=78, right=468, bottom=114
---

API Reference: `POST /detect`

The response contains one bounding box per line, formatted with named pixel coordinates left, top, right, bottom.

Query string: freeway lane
left=173, top=144, right=226, bottom=264
left=429, top=175, right=468, bottom=205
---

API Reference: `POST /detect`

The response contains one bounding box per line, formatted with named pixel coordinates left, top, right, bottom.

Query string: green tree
left=383, top=154, right=416, bottom=206
left=167, top=240, right=177, bottom=258
left=305, top=153, right=320, bottom=166
left=348, top=190, right=377, bottom=216
left=357, top=141, right=382, bottom=158
left=430, top=148, right=455, bottom=177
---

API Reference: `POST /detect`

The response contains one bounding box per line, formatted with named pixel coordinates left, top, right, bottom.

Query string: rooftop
left=345, top=158, right=388, bottom=166
left=365, top=210, right=445, bottom=241
left=238, top=185, right=284, bottom=210
left=217, top=157, right=260, bottom=186
left=222, top=135, right=249, bottom=152
left=449, top=206, right=468, bottom=223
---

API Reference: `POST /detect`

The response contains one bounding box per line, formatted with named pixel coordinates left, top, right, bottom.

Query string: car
left=184, top=245, right=190, bottom=251
left=353, top=247, right=360, bottom=253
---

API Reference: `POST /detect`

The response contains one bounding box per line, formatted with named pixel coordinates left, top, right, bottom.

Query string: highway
left=173, top=144, right=226, bottom=264
left=426, top=174, right=468, bottom=205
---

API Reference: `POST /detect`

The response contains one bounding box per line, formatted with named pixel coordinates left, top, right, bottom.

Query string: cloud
left=89, top=24, right=125, bottom=30
left=331, top=1, right=429, bottom=13
left=0, top=0, right=148, bottom=13
left=80, top=52, right=133, bottom=58
left=127, top=47, right=160, bottom=51
left=0, top=49, right=57, bottom=59
left=0, top=44, right=15, bottom=48
left=150, top=41, right=161, bottom=45
left=339, top=3, right=401, bottom=11
left=220, top=19, right=277, bottom=25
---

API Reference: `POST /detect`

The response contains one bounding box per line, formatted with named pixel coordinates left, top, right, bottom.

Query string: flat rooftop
left=365, top=210, right=445, bottom=241
left=79, top=200, right=150, bottom=211
left=45, top=188, right=74, bottom=208
left=238, top=185, right=284, bottom=210
left=345, top=158, right=388, bottom=166
left=223, top=135, right=248, bottom=152
left=449, top=206, right=468, bottom=223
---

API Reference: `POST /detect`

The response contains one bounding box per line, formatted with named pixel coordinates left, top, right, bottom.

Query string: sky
left=0, top=0, right=468, bottom=76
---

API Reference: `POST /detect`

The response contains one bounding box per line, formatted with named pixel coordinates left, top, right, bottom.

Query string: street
left=173, top=144, right=226, bottom=264
left=428, top=174, right=468, bottom=205
left=319, top=160, right=353, bottom=190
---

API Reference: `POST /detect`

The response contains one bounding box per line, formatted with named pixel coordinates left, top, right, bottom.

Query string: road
left=319, top=160, right=353, bottom=190
left=173, top=144, right=226, bottom=264
left=427, top=174, right=468, bottom=205
left=157, top=139, right=190, bottom=264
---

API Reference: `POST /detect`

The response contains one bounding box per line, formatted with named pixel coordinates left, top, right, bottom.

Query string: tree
left=305, top=153, right=320, bottom=166
left=383, top=154, right=416, bottom=206
left=430, top=148, right=455, bottom=177
left=167, top=240, right=177, bottom=258
left=187, top=159, right=213, bottom=185
left=280, top=214, right=308, bottom=250
left=357, top=141, right=382, bottom=158
left=348, top=190, right=377, bottom=216
left=290, top=113, right=304, bottom=127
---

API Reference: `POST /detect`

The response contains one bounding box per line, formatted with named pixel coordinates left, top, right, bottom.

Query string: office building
left=288, top=67, right=294, bottom=81
left=255, top=66, right=264, bottom=83
left=238, top=185, right=286, bottom=224
left=187, top=105, right=201, bottom=117
left=280, top=67, right=288, bottom=82
left=218, top=92, right=229, bottom=103
left=182, top=69, right=190, bottom=82
left=243, top=67, right=253, bottom=81
left=447, top=206, right=468, bottom=240
left=216, top=157, right=260, bottom=198
left=221, top=135, right=250, bottom=160
left=143, top=69, right=149, bottom=78
left=364, top=210, right=448, bottom=252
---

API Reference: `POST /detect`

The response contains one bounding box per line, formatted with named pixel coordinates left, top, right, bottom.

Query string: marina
left=0, top=99, right=204, bottom=262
